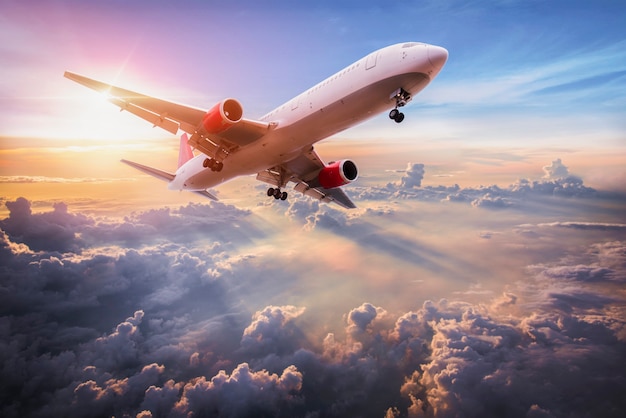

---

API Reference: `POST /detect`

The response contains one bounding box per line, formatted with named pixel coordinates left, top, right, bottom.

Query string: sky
left=1, top=1, right=626, bottom=417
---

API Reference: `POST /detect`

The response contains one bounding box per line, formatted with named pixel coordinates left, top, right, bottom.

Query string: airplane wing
left=257, top=147, right=357, bottom=209
left=64, top=71, right=270, bottom=148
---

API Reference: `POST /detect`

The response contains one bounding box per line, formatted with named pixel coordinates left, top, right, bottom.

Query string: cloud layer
left=355, top=159, right=599, bottom=210
left=1, top=185, right=625, bottom=417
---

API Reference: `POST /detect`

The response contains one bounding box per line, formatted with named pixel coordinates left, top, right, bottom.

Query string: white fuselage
left=169, top=42, right=447, bottom=192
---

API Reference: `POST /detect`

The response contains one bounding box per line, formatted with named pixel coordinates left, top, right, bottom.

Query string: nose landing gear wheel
left=389, top=87, right=410, bottom=123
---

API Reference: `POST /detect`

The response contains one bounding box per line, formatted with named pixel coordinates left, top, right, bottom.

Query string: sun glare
left=54, top=89, right=172, bottom=142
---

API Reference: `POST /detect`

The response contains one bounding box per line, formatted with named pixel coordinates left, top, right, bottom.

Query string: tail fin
left=178, top=133, right=194, bottom=168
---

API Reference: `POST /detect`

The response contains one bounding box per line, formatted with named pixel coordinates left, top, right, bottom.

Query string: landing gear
left=203, top=158, right=224, bottom=172
left=267, top=187, right=288, bottom=201
left=389, top=108, right=405, bottom=123
left=389, top=88, right=411, bottom=123
left=262, top=166, right=289, bottom=203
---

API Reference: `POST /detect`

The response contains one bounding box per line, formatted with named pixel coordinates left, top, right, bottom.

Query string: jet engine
left=318, top=160, right=358, bottom=189
left=201, top=98, right=243, bottom=134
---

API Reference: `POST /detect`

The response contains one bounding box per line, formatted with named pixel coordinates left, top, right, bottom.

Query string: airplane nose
left=427, top=45, right=448, bottom=71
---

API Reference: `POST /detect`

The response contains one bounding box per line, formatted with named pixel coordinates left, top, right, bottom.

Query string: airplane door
left=365, top=52, right=378, bottom=70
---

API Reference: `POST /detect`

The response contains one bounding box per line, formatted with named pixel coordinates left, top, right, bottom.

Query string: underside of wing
left=257, top=147, right=357, bottom=209
left=64, top=72, right=271, bottom=150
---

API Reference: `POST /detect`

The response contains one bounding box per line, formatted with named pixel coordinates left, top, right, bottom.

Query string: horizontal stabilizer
left=193, top=190, right=219, bottom=201
left=121, top=159, right=218, bottom=201
left=121, top=159, right=175, bottom=182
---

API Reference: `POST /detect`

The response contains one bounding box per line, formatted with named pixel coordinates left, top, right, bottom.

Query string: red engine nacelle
left=318, top=160, right=358, bottom=189
left=201, top=98, right=243, bottom=134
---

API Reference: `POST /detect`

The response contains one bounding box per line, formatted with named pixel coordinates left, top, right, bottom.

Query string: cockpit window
left=402, top=42, right=421, bottom=48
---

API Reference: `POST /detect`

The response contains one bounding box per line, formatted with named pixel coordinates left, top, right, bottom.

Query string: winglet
left=178, top=133, right=194, bottom=168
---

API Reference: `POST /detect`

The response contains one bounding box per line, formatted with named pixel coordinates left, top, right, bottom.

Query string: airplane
left=65, top=42, right=447, bottom=209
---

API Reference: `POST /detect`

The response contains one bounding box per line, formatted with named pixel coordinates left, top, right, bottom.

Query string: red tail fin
left=178, top=133, right=194, bottom=168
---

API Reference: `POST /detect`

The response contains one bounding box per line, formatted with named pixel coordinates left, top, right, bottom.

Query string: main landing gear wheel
left=267, top=187, right=288, bottom=201
left=203, top=158, right=224, bottom=172
left=389, top=108, right=405, bottom=123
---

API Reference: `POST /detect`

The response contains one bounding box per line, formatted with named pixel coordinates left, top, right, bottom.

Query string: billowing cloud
left=240, top=305, right=306, bottom=356
left=170, top=363, right=303, bottom=417
left=470, top=192, right=512, bottom=209
left=0, top=197, right=91, bottom=252
left=1, top=193, right=625, bottom=417
left=542, top=158, right=570, bottom=180
left=397, top=163, right=425, bottom=189
left=352, top=158, right=600, bottom=207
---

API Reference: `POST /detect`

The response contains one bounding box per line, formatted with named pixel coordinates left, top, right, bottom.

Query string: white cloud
left=542, top=158, right=570, bottom=180
left=351, top=158, right=600, bottom=207
left=397, top=163, right=425, bottom=189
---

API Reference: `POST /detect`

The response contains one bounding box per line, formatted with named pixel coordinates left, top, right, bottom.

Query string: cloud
left=304, top=206, right=348, bottom=231
left=0, top=176, right=123, bottom=184
left=531, top=221, right=626, bottom=231
left=532, top=240, right=626, bottom=285
left=542, top=158, right=570, bottom=180
left=351, top=158, right=600, bottom=207
left=541, top=265, right=614, bottom=283
left=402, top=301, right=625, bottom=417
left=397, top=163, right=425, bottom=189
left=0, top=197, right=91, bottom=252
left=470, top=192, right=513, bottom=209
left=240, top=305, right=306, bottom=356
left=347, top=302, right=386, bottom=334
left=171, top=363, right=303, bottom=417
left=1, top=197, right=625, bottom=417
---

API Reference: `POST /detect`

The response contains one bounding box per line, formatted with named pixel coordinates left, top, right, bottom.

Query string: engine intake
left=318, top=160, right=358, bottom=189
left=202, top=98, right=243, bottom=134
